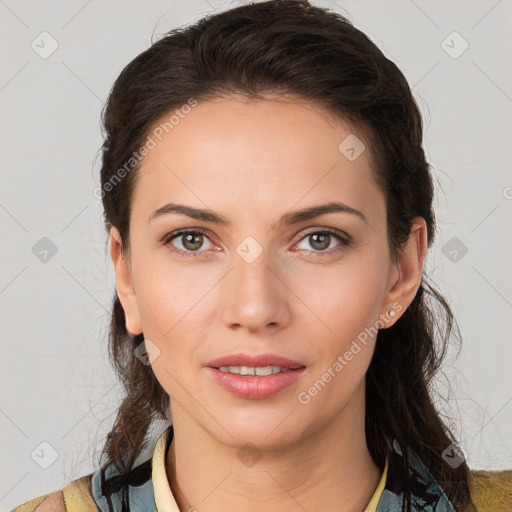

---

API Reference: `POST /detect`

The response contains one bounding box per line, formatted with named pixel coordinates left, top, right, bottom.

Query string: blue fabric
left=376, top=439, right=457, bottom=511
left=90, top=456, right=157, bottom=512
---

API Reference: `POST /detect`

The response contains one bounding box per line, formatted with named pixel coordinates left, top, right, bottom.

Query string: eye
left=163, top=229, right=217, bottom=258
left=162, top=227, right=351, bottom=259
left=294, top=229, right=351, bottom=255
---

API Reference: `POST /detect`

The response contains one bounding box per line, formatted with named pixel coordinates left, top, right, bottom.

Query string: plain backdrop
left=1, top=0, right=511, bottom=509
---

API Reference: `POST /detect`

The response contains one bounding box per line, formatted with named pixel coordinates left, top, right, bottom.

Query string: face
left=110, top=94, right=425, bottom=451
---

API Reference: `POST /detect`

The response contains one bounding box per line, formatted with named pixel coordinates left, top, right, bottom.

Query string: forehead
left=130, top=95, right=384, bottom=227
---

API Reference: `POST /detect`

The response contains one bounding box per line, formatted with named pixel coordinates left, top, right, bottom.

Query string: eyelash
left=162, top=228, right=351, bottom=259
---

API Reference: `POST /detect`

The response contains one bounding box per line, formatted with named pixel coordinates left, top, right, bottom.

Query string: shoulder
left=10, top=474, right=97, bottom=512
left=469, top=468, right=512, bottom=511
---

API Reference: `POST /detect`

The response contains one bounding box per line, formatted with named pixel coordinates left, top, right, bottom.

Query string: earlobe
left=382, top=217, right=428, bottom=328
left=109, top=227, right=143, bottom=336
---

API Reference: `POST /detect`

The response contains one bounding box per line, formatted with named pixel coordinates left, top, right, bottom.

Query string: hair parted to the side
left=97, top=1, right=476, bottom=510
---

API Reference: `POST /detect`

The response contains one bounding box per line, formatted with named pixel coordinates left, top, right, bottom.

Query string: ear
left=381, top=216, right=428, bottom=328
left=109, top=226, right=143, bottom=336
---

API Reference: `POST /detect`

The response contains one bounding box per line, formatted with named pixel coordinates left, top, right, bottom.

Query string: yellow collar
left=152, top=427, right=181, bottom=512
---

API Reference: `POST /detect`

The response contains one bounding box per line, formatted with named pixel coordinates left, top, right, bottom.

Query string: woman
left=12, top=1, right=511, bottom=511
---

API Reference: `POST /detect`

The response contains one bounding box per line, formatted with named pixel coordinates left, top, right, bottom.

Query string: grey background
left=1, top=0, right=511, bottom=509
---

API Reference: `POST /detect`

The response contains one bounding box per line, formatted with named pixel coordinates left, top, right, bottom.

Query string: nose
left=220, top=245, right=292, bottom=335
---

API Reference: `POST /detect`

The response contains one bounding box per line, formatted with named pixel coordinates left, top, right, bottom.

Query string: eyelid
left=296, top=226, right=351, bottom=243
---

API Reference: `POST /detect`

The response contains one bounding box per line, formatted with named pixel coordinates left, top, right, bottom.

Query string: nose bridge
left=234, top=238, right=273, bottom=293
left=222, top=236, right=290, bottom=331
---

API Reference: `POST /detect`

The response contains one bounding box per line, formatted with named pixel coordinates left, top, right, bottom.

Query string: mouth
left=205, top=352, right=306, bottom=399
left=213, top=365, right=303, bottom=376
left=206, top=366, right=305, bottom=400
left=206, top=352, right=305, bottom=371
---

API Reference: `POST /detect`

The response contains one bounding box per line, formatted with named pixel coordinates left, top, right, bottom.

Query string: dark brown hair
left=97, top=1, right=475, bottom=509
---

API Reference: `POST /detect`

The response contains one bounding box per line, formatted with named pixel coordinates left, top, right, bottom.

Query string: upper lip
left=206, top=352, right=305, bottom=369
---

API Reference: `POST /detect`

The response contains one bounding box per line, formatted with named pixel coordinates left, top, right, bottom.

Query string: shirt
left=12, top=423, right=511, bottom=511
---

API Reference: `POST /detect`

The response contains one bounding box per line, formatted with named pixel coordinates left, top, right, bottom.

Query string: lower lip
left=206, top=367, right=305, bottom=399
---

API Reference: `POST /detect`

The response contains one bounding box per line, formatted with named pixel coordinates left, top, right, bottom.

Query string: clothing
left=11, top=424, right=512, bottom=511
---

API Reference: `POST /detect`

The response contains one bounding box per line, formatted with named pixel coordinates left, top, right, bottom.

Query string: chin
left=206, top=410, right=308, bottom=452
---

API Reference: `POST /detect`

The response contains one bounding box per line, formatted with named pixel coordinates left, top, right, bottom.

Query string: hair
left=97, top=1, right=476, bottom=510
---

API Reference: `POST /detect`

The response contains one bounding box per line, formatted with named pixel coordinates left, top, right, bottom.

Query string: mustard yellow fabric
left=468, top=468, right=512, bottom=512
left=10, top=475, right=99, bottom=512
left=61, top=476, right=99, bottom=512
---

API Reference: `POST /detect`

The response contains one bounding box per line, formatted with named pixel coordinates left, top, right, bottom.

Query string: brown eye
left=181, top=232, right=204, bottom=251
left=309, top=232, right=331, bottom=251
left=163, top=229, right=215, bottom=257
left=295, top=229, right=350, bottom=255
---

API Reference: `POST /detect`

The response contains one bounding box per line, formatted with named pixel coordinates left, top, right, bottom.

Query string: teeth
left=218, top=365, right=289, bottom=376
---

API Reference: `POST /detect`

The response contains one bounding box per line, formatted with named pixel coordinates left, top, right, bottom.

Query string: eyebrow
left=148, top=201, right=367, bottom=226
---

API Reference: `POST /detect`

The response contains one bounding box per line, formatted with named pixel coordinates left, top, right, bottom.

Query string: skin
left=110, top=94, right=427, bottom=512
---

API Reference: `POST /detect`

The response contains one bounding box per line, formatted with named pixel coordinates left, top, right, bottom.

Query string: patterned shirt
left=11, top=424, right=482, bottom=511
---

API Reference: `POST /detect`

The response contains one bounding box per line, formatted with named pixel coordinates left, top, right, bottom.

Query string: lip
left=205, top=352, right=306, bottom=400
left=206, top=367, right=306, bottom=399
left=206, top=352, right=305, bottom=369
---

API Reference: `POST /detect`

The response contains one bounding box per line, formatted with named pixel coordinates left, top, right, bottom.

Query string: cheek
left=133, top=261, right=213, bottom=350
left=294, top=254, right=386, bottom=335
left=133, top=257, right=216, bottom=336
left=141, top=288, right=203, bottom=403
left=290, top=256, right=387, bottom=397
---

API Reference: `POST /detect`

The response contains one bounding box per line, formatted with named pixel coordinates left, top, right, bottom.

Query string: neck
left=165, top=381, right=382, bottom=512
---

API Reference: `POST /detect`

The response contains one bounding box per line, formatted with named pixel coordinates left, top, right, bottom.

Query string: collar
left=92, top=424, right=457, bottom=511
left=152, top=425, right=181, bottom=511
